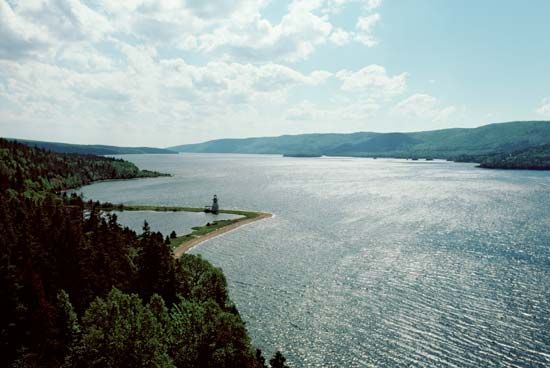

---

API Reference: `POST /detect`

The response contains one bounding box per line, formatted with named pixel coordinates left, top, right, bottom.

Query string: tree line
left=0, top=139, right=289, bottom=367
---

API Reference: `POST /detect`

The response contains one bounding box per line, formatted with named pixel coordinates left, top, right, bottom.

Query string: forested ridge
left=170, top=121, right=550, bottom=169
left=0, top=139, right=288, bottom=368
left=0, top=138, right=169, bottom=197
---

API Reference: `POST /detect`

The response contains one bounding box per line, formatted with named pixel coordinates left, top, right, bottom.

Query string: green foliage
left=168, top=298, right=255, bottom=368
left=0, top=193, right=265, bottom=366
left=56, top=290, right=80, bottom=364
left=177, top=254, right=229, bottom=307
left=71, top=289, right=173, bottom=368
left=135, top=228, right=178, bottom=304
left=0, top=138, right=168, bottom=194
left=477, top=144, right=550, bottom=169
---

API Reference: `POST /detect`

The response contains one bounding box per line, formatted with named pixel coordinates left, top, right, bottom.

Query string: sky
left=1, top=0, right=549, bottom=147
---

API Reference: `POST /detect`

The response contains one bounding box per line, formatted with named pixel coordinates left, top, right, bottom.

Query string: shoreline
left=173, top=212, right=272, bottom=257
left=96, top=203, right=272, bottom=257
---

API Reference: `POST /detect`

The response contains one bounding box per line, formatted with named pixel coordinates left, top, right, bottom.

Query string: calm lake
left=77, top=154, right=550, bottom=367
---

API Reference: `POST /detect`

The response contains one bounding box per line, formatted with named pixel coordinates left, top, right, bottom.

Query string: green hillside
left=169, top=121, right=550, bottom=161
left=409, top=121, right=550, bottom=156
left=170, top=132, right=378, bottom=155
left=13, top=139, right=177, bottom=155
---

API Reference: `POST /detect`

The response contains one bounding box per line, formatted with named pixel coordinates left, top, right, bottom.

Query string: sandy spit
left=173, top=212, right=272, bottom=258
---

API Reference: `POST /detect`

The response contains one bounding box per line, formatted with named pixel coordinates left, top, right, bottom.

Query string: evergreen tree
left=56, top=290, right=80, bottom=367
left=256, top=349, right=268, bottom=368
left=270, top=351, right=289, bottom=368
left=136, top=231, right=177, bottom=304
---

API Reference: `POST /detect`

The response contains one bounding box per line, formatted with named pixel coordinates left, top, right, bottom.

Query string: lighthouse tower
left=211, top=195, right=219, bottom=214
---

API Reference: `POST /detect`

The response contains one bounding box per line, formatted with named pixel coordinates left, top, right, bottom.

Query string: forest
left=0, top=138, right=169, bottom=196
left=452, top=144, right=550, bottom=170
left=477, top=144, right=550, bottom=169
left=0, top=139, right=288, bottom=368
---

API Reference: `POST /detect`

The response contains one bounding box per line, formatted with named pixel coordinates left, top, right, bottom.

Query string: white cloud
left=329, top=28, right=352, bottom=45
left=323, top=0, right=382, bottom=14
left=184, top=0, right=257, bottom=19
left=0, top=45, right=335, bottom=140
left=0, top=0, right=417, bottom=145
left=0, top=0, right=385, bottom=65
left=17, top=0, right=112, bottom=42
left=103, top=0, right=339, bottom=63
left=393, top=94, right=457, bottom=122
left=355, top=13, right=380, bottom=46
left=336, top=65, right=407, bottom=98
left=56, top=44, right=114, bottom=72
left=364, top=0, right=382, bottom=11
left=536, top=98, right=550, bottom=117
left=197, top=4, right=333, bottom=62
left=0, top=0, right=51, bottom=59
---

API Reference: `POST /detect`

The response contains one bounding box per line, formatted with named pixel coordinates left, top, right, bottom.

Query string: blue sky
left=1, top=0, right=549, bottom=146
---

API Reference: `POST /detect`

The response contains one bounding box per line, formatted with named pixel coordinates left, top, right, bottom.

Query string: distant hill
left=11, top=139, right=177, bottom=155
left=169, top=121, right=550, bottom=160
left=170, top=132, right=379, bottom=155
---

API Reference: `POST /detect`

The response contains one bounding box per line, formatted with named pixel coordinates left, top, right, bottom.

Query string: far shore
left=97, top=203, right=272, bottom=257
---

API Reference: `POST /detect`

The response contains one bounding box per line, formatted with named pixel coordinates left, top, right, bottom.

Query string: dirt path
left=173, top=212, right=272, bottom=258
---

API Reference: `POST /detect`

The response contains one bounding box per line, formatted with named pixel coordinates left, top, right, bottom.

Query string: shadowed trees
left=270, top=351, right=290, bottom=368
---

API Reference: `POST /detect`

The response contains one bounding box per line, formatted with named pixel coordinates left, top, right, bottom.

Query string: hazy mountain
left=171, top=132, right=379, bottom=155
left=12, top=139, right=177, bottom=155
left=169, top=121, right=550, bottom=159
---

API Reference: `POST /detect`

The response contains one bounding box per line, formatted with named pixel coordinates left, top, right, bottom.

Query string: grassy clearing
left=168, top=219, right=242, bottom=248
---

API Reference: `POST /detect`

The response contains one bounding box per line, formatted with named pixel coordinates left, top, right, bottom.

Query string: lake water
left=106, top=210, right=242, bottom=237
left=77, top=154, right=550, bottom=367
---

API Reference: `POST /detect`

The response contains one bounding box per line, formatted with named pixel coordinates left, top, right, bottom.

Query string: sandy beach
left=173, top=212, right=272, bottom=258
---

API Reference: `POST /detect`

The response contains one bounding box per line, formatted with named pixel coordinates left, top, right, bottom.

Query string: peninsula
left=98, top=203, right=272, bottom=256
